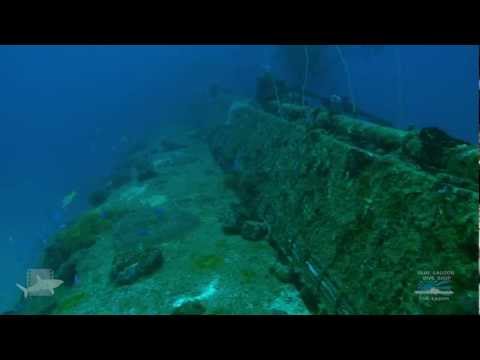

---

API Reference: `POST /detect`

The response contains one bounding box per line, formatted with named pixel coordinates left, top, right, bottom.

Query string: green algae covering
left=12, top=96, right=477, bottom=316
left=208, top=100, right=478, bottom=314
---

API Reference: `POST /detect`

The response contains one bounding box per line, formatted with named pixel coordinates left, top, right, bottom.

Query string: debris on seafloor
left=172, top=277, right=219, bottom=309
left=110, top=246, right=164, bottom=286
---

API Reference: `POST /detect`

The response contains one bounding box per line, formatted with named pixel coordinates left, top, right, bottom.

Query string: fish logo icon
left=16, top=270, right=64, bottom=298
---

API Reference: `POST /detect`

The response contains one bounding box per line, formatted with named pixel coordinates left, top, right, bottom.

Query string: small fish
left=62, top=191, right=77, bottom=209
left=329, top=94, right=342, bottom=103
left=153, top=207, right=166, bottom=220
left=73, top=275, right=81, bottom=286
left=232, top=158, right=242, bottom=172
left=136, top=228, right=151, bottom=237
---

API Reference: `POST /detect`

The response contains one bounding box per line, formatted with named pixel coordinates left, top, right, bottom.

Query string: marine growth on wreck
left=1, top=45, right=478, bottom=316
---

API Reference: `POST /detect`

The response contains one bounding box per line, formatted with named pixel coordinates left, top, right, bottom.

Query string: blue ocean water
left=0, top=45, right=477, bottom=313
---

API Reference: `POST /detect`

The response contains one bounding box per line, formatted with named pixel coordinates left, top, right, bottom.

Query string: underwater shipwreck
left=11, top=73, right=479, bottom=316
